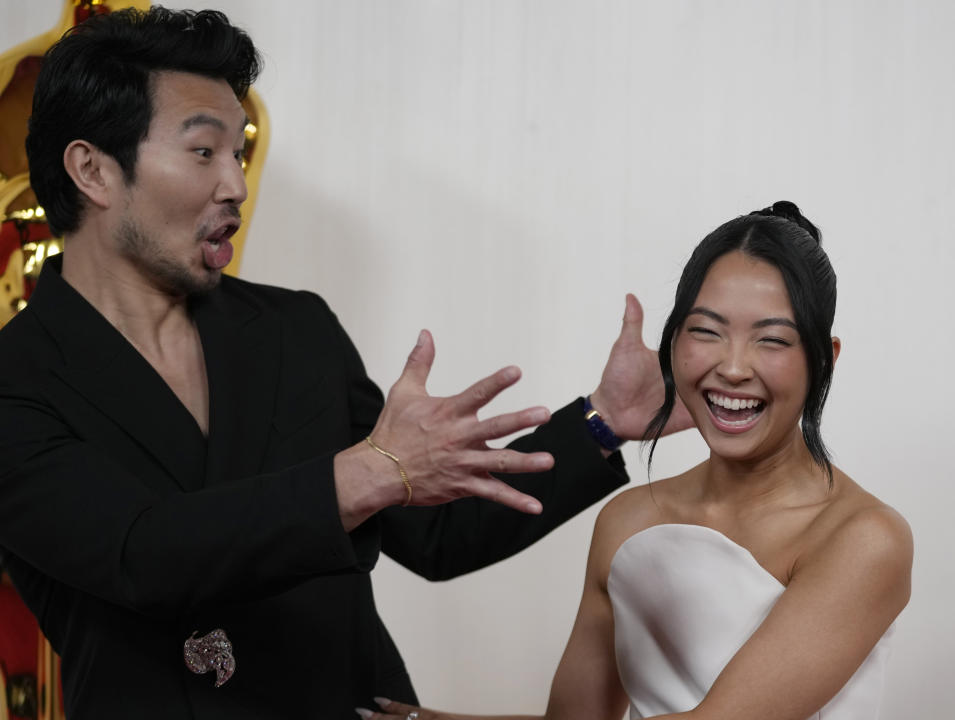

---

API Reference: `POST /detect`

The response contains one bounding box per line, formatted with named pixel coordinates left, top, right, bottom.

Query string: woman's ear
left=831, top=336, right=842, bottom=366
left=62, top=140, right=121, bottom=211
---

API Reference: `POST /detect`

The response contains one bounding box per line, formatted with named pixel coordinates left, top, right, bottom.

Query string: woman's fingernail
left=355, top=709, right=373, bottom=719
left=374, top=696, right=392, bottom=708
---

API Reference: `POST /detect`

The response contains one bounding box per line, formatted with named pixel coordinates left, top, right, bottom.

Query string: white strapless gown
left=608, top=524, right=893, bottom=719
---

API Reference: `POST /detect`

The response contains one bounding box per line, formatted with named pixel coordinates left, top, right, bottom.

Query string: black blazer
left=0, top=256, right=627, bottom=718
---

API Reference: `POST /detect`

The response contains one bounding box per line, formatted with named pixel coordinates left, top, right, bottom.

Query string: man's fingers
left=452, top=364, right=522, bottom=412
left=619, top=293, right=648, bottom=347
left=394, top=329, right=435, bottom=392
left=662, top=394, right=696, bottom=436
left=474, top=406, right=551, bottom=441
left=461, top=447, right=554, bottom=477
left=462, top=474, right=545, bottom=514
left=624, top=292, right=645, bottom=325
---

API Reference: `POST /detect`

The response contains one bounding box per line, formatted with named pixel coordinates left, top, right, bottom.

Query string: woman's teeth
left=706, top=392, right=763, bottom=411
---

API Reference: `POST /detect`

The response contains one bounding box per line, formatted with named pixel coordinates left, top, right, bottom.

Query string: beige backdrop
left=4, top=1, right=952, bottom=716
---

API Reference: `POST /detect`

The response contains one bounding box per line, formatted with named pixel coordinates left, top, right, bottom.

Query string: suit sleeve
left=376, top=399, right=629, bottom=580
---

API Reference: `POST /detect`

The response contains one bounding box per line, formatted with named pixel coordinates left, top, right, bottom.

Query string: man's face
left=116, top=71, right=248, bottom=296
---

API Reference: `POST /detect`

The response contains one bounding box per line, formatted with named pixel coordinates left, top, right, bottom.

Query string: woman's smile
left=704, top=390, right=766, bottom=433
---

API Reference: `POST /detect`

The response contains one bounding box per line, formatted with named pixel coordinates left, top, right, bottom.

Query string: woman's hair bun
left=749, top=200, right=821, bottom=244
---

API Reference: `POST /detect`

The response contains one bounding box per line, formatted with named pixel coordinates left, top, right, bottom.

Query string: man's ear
left=831, top=336, right=841, bottom=366
left=62, top=140, right=122, bottom=210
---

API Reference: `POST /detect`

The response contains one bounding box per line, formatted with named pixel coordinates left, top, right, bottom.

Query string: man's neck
left=61, top=237, right=194, bottom=358
left=59, top=236, right=211, bottom=435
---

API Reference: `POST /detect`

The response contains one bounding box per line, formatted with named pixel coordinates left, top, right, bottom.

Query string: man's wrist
left=333, top=442, right=408, bottom=532
left=364, top=436, right=413, bottom=506
left=583, top=395, right=624, bottom=452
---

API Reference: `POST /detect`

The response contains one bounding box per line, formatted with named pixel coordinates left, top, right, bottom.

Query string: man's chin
left=156, top=267, right=222, bottom=299
left=186, top=269, right=223, bottom=298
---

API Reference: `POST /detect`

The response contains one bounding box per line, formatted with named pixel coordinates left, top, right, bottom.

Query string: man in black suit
left=0, top=7, right=688, bottom=718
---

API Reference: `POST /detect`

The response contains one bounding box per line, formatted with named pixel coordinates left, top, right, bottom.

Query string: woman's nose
left=716, top=342, right=754, bottom=384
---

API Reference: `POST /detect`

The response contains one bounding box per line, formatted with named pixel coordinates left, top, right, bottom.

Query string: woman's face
left=672, top=251, right=810, bottom=465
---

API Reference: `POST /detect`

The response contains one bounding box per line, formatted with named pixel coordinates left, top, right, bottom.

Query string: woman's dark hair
left=644, top=201, right=837, bottom=485
left=26, top=6, right=261, bottom=236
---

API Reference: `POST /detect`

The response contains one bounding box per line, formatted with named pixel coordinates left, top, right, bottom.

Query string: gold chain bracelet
left=365, top=436, right=413, bottom=506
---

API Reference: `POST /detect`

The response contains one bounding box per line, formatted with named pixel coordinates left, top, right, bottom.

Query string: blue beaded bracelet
left=583, top=396, right=624, bottom=452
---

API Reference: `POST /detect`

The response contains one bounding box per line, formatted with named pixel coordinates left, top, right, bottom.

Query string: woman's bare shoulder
left=590, top=468, right=700, bottom=581
left=812, top=469, right=910, bottom=544
left=799, top=468, right=913, bottom=590
left=597, top=473, right=677, bottom=530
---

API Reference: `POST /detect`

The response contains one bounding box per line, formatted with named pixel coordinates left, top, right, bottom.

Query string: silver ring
left=406, top=713, right=419, bottom=720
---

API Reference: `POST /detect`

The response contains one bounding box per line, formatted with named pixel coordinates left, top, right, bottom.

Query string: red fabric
left=0, top=220, right=54, bottom=301
left=0, top=222, right=21, bottom=276
left=0, top=582, right=38, bottom=677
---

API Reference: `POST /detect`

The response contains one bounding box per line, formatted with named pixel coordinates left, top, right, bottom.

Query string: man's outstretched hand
left=335, top=330, right=554, bottom=531
left=589, top=294, right=694, bottom=443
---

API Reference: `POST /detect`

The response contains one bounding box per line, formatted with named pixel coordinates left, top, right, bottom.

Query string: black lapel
left=192, top=277, right=280, bottom=486
left=29, top=256, right=207, bottom=491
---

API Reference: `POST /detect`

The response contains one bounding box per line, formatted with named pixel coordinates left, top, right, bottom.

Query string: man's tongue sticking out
left=202, top=235, right=234, bottom=270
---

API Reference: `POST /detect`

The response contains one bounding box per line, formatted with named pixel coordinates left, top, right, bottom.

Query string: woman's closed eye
left=687, top=326, right=720, bottom=339
left=759, top=336, right=792, bottom=346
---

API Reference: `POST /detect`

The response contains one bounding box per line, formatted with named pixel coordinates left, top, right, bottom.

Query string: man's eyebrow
left=687, top=307, right=798, bottom=331
left=181, top=113, right=247, bottom=132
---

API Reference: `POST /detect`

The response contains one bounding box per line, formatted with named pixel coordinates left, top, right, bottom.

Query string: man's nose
left=215, top=156, right=248, bottom=206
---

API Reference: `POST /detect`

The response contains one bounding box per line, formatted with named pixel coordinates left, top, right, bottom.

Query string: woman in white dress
left=365, top=202, right=913, bottom=720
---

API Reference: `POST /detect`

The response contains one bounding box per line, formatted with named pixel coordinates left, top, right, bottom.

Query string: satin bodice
left=608, top=524, right=893, bottom=719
